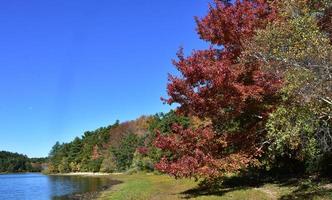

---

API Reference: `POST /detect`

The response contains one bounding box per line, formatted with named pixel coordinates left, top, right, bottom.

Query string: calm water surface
left=0, top=173, right=115, bottom=200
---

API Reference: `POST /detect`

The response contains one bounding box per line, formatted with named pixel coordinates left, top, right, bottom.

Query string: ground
left=98, top=173, right=332, bottom=200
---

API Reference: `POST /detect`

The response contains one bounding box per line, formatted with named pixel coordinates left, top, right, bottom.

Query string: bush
left=131, top=150, right=154, bottom=172
left=100, top=154, right=117, bottom=173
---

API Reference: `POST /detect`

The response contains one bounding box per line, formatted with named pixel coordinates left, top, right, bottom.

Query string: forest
left=48, top=0, right=332, bottom=180
left=47, top=112, right=190, bottom=173
left=0, top=151, right=46, bottom=173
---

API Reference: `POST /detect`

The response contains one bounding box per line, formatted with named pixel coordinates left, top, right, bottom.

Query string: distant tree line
left=47, top=118, right=146, bottom=173
left=0, top=151, right=47, bottom=173
left=47, top=111, right=189, bottom=174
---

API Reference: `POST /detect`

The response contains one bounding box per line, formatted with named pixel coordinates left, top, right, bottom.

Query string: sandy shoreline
left=49, top=172, right=123, bottom=176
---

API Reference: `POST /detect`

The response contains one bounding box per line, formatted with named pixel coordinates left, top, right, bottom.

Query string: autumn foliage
left=196, top=0, right=276, bottom=58
left=155, top=0, right=282, bottom=178
left=153, top=0, right=332, bottom=179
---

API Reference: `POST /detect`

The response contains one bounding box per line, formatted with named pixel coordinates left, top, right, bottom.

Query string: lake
left=0, top=173, right=118, bottom=200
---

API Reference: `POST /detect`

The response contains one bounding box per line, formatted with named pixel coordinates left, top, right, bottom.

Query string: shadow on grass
left=181, top=187, right=246, bottom=199
left=279, top=181, right=332, bottom=200
left=180, top=174, right=266, bottom=199
left=180, top=172, right=332, bottom=199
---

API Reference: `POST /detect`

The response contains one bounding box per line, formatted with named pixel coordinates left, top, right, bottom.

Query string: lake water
left=0, top=173, right=117, bottom=200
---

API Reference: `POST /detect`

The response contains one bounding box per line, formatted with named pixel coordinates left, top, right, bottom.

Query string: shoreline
left=48, top=172, right=124, bottom=176
left=62, top=179, right=122, bottom=200
left=50, top=172, right=124, bottom=200
left=0, top=172, right=41, bottom=175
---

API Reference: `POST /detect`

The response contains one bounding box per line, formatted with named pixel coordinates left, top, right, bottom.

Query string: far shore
left=48, top=172, right=124, bottom=176
left=0, top=172, right=41, bottom=175
left=0, top=171, right=124, bottom=176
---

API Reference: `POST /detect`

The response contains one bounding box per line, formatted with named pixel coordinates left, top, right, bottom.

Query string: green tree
left=241, top=0, right=332, bottom=172
left=111, top=133, right=143, bottom=171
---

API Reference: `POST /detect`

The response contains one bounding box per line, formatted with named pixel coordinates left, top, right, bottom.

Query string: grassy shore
left=98, top=173, right=332, bottom=200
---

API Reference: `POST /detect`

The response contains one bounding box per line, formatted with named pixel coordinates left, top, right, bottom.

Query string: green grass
left=98, top=173, right=332, bottom=200
left=100, top=176, right=153, bottom=200
left=98, top=173, right=197, bottom=200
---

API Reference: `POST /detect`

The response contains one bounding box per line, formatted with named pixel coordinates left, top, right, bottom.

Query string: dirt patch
left=255, top=187, right=278, bottom=200
left=321, top=183, right=332, bottom=190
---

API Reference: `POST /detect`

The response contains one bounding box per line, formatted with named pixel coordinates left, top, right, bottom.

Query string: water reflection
left=48, top=175, right=112, bottom=199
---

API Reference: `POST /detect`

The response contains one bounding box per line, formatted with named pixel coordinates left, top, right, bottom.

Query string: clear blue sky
left=0, top=0, right=210, bottom=157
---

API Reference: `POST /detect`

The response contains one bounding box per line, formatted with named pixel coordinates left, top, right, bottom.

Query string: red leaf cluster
left=137, top=146, right=149, bottom=155
left=196, top=0, right=276, bottom=58
left=154, top=125, right=262, bottom=178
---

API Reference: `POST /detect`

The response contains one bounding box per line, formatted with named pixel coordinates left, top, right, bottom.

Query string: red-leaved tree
left=154, top=0, right=281, bottom=179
